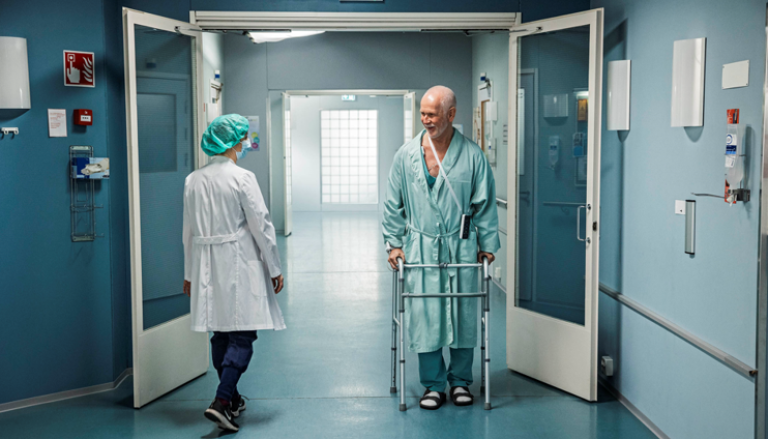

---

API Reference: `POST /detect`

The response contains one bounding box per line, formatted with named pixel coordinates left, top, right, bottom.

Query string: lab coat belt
left=193, top=228, right=246, bottom=245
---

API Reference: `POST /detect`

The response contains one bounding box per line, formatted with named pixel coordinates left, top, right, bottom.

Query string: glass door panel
left=516, top=26, right=591, bottom=326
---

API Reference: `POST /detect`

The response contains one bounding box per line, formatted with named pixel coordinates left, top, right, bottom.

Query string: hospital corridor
left=2, top=1, right=768, bottom=439
left=0, top=212, right=654, bottom=438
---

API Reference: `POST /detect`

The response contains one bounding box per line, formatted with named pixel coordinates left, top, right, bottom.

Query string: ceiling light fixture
left=248, top=30, right=325, bottom=44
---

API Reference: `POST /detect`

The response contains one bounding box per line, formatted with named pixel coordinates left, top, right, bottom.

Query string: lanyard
left=426, top=134, right=464, bottom=214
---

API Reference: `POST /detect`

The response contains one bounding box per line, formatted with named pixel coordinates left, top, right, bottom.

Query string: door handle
left=577, top=204, right=591, bottom=244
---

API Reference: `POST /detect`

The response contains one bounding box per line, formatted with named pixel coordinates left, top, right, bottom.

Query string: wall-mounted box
left=543, top=93, right=568, bottom=118
left=722, top=60, right=749, bottom=89
left=671, top=38, right=706, bottom=127
left=607, top=60, right=631, bottom=131
left=0, top=37, right=31, bottom=110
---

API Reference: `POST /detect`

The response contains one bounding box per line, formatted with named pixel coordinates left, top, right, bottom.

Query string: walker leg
left=390, top=271, right=398, bottom=394
left=399, top=270, right=407, bottom=412
left=480, top=305, right=486, bottom=396
left=399, top=308, right=406, bottom=411
left=484, top=272, right=491, bottom=411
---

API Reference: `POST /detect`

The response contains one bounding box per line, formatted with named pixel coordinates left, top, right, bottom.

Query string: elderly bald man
left=382, top=86, right=500, bottom=410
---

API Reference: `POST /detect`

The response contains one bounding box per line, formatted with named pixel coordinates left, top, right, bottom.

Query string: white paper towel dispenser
left=0, top=37, right=31, bottom=110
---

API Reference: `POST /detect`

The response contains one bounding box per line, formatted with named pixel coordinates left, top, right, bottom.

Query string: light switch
left=675, top=200, right=686, bottom=215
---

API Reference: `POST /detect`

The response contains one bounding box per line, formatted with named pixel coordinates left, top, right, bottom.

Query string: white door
left=506, top=8, right=604, bottom=401
left=123, top=7, right=209, bottom=408
left=283, top=92, right=293, bottom=236
left=404, top=91, right=416, bottom=144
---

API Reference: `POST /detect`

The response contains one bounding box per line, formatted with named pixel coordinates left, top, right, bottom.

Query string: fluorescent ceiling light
left=248, top=30, right=324, bottom=44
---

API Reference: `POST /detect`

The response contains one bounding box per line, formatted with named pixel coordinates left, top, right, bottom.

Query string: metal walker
left=389, top=256, right=492, bottom=411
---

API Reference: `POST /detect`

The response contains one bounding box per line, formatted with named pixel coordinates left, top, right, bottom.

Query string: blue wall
left=0, top=0, right=117, bottom=404
left=593, top=1, right=766, bottom=438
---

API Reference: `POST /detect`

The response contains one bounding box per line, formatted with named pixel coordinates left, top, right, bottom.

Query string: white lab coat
left=183, top=155, right=286, bottom=332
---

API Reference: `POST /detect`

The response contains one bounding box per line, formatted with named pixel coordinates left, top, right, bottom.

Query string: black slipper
left=419, top=389, right=446, bottom=410
left=450, top=386, right=474, bottom=406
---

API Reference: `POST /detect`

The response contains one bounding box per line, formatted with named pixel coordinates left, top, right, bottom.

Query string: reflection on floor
left=0, top=212, right=654, bottom=438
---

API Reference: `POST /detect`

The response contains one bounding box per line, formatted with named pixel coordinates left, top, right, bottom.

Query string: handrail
left=543, top=201, right=584, bottom=207
left=599, top=283, right=756, bottom=380
left=496, top=198, right=508, bottom=208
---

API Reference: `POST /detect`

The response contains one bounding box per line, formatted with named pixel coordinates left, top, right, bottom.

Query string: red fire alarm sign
left=64, top=51, right=95, bottom=87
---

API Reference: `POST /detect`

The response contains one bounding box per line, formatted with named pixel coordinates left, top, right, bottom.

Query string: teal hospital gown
left=382, top=129, right=500, bottom=353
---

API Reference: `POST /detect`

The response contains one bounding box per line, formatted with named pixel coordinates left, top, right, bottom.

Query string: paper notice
left=48, top=109, right=67, bottom=137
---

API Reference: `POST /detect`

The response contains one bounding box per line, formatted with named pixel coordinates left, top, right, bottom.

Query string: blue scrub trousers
left=211, top=331, right=258, bottom=402
left=418, top=347, right=474, bottom=392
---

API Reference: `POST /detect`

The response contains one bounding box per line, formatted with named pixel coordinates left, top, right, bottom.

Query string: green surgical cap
left=201, top=114, right=249, bottom=156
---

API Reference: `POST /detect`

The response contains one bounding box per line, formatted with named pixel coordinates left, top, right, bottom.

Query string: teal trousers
left=418, top=348, right=474, bottom=392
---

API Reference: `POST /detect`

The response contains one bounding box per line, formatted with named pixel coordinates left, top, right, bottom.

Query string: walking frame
left=388, top=254, right=492, bottom=411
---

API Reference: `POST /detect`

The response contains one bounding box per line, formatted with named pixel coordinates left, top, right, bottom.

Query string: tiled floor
left=0, top=212, right=655, bottom=439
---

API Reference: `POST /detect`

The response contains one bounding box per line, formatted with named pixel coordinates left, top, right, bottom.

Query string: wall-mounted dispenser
left=725, top=109, right=749, bottom=203
left=543, top=93, right=568, bottom=118
left=0, top=37, right=31, bottom=110
left=607, top=60, right=631, bottom=131
left=548, top=135, right=560, bottom=170
left=671, top=38, right=706, bottom=127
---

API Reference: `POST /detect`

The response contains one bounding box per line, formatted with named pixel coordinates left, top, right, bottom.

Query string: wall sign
left=246, top=116, right=260, bottom=151
left=64, top=51, right=95, bottom=87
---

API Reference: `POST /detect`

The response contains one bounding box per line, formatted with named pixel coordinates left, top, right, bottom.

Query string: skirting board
left=0, top=368, right=133, bottom=414
left=599, top=376, right=670, bottom=439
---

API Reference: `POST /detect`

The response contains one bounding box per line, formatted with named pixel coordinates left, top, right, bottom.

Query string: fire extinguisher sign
left=63, top=51, right=95, bottom=87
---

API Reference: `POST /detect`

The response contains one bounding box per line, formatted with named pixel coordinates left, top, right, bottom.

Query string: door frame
left=123, top=7, right=209, bottom=408
left=189, top=12, right=518, bottom=31
left=506, top=8, right=604, bottom=401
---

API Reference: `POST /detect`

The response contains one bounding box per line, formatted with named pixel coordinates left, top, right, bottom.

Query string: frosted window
left=284, top=110, right=292, bottom=205
left=320, top=109, right=378, bottom=204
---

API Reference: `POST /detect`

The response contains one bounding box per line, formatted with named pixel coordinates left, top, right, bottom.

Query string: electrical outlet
left=494, top=267, right=502, bottom=281
left=601, top=356, right=614, bottom=377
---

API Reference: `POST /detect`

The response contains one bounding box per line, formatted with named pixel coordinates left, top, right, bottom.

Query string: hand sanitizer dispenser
left=548, top=135, right=560, bottom=170
left=725, top=109, right=748, bottom=203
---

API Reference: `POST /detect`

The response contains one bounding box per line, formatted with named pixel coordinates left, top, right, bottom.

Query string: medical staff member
left=383, top=86, right=499, bottom=410
left=182, top=114, right=285, bottom=432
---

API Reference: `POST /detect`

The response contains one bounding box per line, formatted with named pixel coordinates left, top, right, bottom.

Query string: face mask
left=235, top=138, right=252, bottom=161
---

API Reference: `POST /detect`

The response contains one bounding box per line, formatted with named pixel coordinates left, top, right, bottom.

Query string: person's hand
left=388, top=248, right=405, bottom=270
left=183, top=280, right=191, bottom=297
left=478, top=251, right=495, bottom=264
left=272, top=275, right=284, bottom=294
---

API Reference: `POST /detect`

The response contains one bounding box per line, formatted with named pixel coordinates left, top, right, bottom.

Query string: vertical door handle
left=577, top=204, right=591, bottom=244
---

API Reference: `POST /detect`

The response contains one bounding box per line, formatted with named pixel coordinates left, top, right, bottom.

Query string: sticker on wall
left=63, top=51, right=95, bottom=87
left=246, top=116, right=260, bottom=151
left=48, top=109, right=67, bottom=137
left=577, top=98, right=588, bottom=121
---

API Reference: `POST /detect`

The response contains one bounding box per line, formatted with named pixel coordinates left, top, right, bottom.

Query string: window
left=284, top=110, right=292, bottom=205
left=321, top=110, right=378, bottom=204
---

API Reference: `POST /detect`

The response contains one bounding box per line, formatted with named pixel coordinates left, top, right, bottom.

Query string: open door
left=404, top=91, right=416, bottom=144
left=282, top=92, right=293, bottom=236
left=123, top=8, right=209, bottom=408
left=506, top=9, right=603, bottom=401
